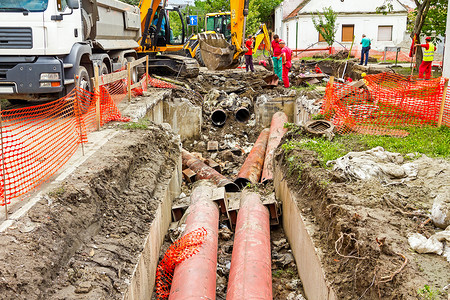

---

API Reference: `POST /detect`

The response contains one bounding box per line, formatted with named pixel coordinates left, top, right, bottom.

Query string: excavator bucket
left=198, top=33, right=236, bottom=70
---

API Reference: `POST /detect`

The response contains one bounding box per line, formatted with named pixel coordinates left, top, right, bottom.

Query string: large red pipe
left=261, top=112, right=288, bottom=183
left=226, top=191, right=272, bottom=299
left=169, top=183, right=219, bottom=299
left=234, top=128, right=270, bottom=188
left=182, top=149, right=240, bottom=192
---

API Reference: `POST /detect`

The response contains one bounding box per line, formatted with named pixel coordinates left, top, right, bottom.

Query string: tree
left=311, top=7, right=337, bottom=47
left=376, top=0, right=447, bottom=69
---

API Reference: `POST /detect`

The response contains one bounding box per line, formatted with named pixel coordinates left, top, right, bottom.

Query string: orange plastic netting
left=321, top=73, right=449, bottom=137
left=0, top=72, right=178, bottom=206
left=155, top=227, right=207, bottom=300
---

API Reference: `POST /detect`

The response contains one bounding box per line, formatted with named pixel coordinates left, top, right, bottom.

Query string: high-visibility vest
left=423, top=43, right=435, bottom=61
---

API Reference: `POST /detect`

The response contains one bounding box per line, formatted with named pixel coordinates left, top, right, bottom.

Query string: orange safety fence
left=321, top=72, right=449, bottom=137
left=155, top=227, right=207, bottom=299
left=0, top=70, right=180, bottom=206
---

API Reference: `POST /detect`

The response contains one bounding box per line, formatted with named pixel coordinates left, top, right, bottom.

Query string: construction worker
left=245, top=35, right=254, bottom=72
left=415, top=37, right=435, bottom=79
left=271, top=34, right=283, bottom=83
left=359, top=34, right=371, bottom=66
left=279, top=40, right=292, bottom=88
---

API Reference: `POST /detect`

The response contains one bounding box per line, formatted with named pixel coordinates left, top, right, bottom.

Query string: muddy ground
left=0, top=126, right=180, bottom=299
left=276, top=129, right=450, bottom=299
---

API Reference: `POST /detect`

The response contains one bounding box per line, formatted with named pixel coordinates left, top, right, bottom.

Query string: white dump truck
left=0, top=0, right=141, bottom=102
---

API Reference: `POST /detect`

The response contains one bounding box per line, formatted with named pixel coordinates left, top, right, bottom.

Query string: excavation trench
left=0, top=66, right=387, bottom=300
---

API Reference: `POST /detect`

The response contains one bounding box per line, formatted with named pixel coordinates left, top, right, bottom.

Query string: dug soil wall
left=274, top=132, right=450, bottom=299
left=0, top=125, right=180, bottom=300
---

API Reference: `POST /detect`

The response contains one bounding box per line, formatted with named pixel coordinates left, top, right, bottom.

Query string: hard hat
left=425, top=36, right=432, bottom=41
left=361, top=72, right=367, bottom=77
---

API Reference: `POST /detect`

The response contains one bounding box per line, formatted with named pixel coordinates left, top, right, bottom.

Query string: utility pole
left=443, top=0, right=450, bottom=78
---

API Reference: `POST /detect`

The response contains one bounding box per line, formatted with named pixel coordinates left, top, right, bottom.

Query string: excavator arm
left=198, top=0, right=272, bottom=71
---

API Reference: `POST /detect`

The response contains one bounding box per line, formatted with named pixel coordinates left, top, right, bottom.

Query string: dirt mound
left=275, top=131, right=450, bottom=299
left=0, top=125, right=180, bottom=299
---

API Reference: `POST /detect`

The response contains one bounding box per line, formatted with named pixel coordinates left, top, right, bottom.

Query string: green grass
left=417, top=285, right=441, bottom=300
left=282, top=125, right=450, bottom=167
left=282, top=138, right=347, bottom=167
left=122, top=119, right=150, bottom=130
left=351, top=126, right=450, bottom=158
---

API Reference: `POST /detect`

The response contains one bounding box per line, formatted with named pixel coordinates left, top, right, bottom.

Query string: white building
left=274, top=0, right=409, bottom=52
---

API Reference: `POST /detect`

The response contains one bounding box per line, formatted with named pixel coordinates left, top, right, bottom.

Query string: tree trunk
left=416, top=46, right=423, bottom=72
left=411, top=0, right=432, bottom=71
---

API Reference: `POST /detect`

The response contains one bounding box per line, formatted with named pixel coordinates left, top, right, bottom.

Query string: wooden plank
left=129, top=56, right=147, bottom=68
left=127, top=62, right=132, bottom=102
left=438, top=79, right=449, bottom=127
left=131, top=82, right=141, bottom=89
left=99, top=70, right=127, bottom=85
left=94, top=66, right=100, bottom=131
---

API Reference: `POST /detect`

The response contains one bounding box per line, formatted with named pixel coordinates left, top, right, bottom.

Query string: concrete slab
left=274, top=165, right=337, bottom=300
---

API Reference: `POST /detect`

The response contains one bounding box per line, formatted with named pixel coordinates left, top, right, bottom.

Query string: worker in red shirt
left=415, top=36, right=435, bottom=79
left=344, top=74, right=353, bottom=82
left=271, top=34, right=283, bottom=83
left=315, top=64, right=322, bottom=74
left=280, top=40, right=292, bottom=88
left=244, top=35, right=254, bottom=72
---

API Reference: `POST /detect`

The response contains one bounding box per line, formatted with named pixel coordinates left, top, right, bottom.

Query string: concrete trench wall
left=255, top=96, right=295, bottom=127
left=274, top=166, right=338, bottom=300
left=124, top=156, right=182, bottom=300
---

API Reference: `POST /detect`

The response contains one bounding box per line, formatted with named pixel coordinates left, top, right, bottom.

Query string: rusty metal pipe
left=234, top=107, right=250, bottom=123
left=261, top=112, right=289, bottom=184
left=234, top=128, right=270, bottom=189
left=226, top=191, right=272, bottom=299
left=182, top=149, right=240, bottom=192
left=211, top=109, right=227, bottom=126
left=170, top=183, right=219, bottom=299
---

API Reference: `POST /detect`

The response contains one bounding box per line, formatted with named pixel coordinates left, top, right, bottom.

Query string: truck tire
left=126, top=57, right=138, bottom=84
left=99, top=62, right=108, bottom=76
left=195, top=47, right=205, bottom=67
left=76, top=65, right=92, bottom=114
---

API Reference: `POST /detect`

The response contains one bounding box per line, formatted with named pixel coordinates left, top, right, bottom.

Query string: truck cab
left=0, top=0, right=140, bottom=102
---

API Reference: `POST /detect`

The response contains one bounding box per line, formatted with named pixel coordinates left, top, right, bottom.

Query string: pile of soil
left=275, top=131, right=450, bottom=299
left=0, top=126, right=180, bottom=299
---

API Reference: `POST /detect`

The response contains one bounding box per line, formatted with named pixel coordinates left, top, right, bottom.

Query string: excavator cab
left=143, top=5, right=186, bottom=49
left=205, top=13, right=232, bottom=41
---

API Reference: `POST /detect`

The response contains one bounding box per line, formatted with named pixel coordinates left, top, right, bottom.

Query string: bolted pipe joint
left=234, top=107, right=250, bottom=123
left=211, top=109, right=227, bottom=126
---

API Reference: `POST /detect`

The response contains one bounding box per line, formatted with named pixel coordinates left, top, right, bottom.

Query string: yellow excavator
left=184, top=11, right=272, bottom=71
left=138, top=0, right=271, bottom=75
left=197, top=0, right=272, bottom=70
left=138, top=0, right=200, bottom=77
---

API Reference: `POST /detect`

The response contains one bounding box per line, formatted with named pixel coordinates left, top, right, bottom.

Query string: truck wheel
left=76, top=65, right=92, bottom=114
left=195, top=47, right=205, bottom=67
left=126, top=57, right=139, bottom=84
left=99, top=62, right=109, bottom=76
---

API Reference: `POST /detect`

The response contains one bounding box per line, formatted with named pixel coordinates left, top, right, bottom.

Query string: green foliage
left=311, top=7, right=337, bottom=47
left=409, top=0, right=448, bottom=43
left=119, top=0, right=139, bottom=6
left=417, top=285, right=440, bottom=300
left=375, top=0, right=394, bottom=14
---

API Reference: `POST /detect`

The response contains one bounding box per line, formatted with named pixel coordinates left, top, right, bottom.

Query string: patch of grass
left=351, top=126, right=450, bottom=158
left=283, top=138, right=347, bottom=166
left=122, top=119, right=150, bottom=130
left=272, top=270, right=283, bottom=278
left=48, top=186, right=65, bottom=198
left=417, top=285, right=440, bottom=300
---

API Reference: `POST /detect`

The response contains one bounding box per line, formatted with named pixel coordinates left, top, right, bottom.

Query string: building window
left=378, top=26, right=393, bottom=41
left=342, top=25, right=354, bottom=42
left=319, top=28, right=326, bottom=42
